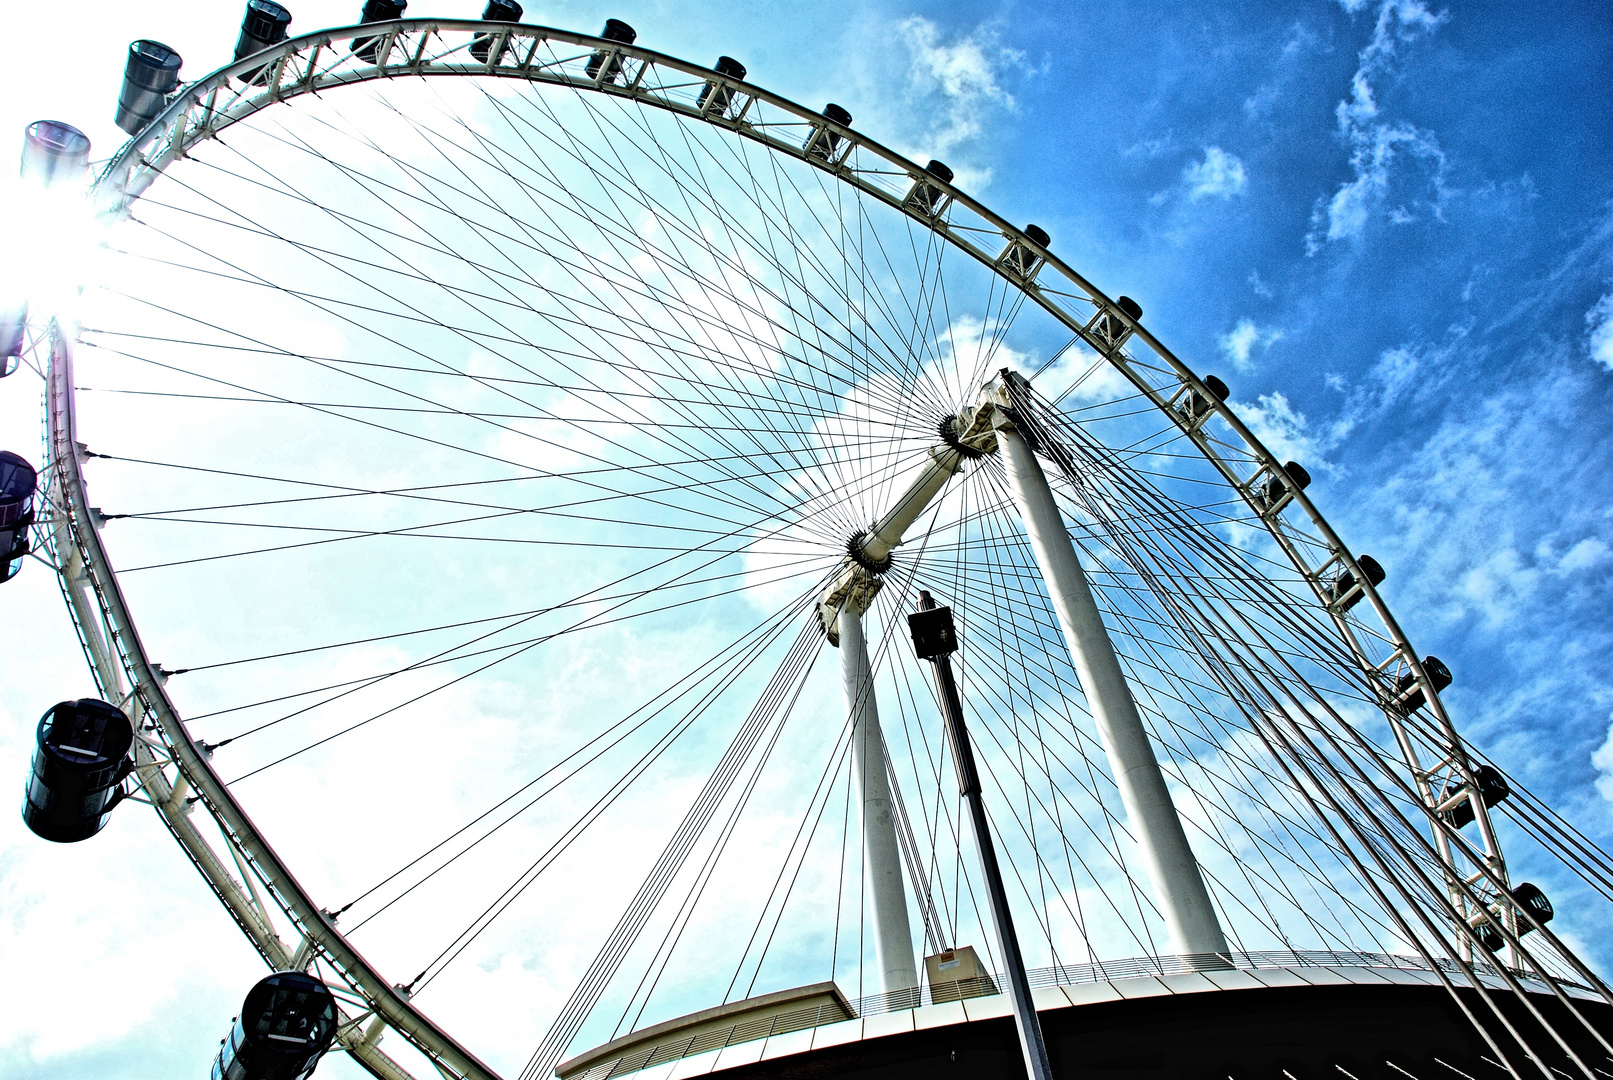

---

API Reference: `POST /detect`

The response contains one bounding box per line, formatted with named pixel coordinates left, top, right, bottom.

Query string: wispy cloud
left=897, top=17, right=1020, bottom=157
left=1307, top=1, right=1450, bottom=253
left=1219, top=317, right=1282, bottom=371
left=1234, top=392, right=1329, bottom=468
left=1184, top=147, right=1248, bottom=202
left=1123, top=133, right=1176, bottom=159
left=1595, top=720, right=1613, bottom=803
left=1586, top=292, right=1613, bottom=370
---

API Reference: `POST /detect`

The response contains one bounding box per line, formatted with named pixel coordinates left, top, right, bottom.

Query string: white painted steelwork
left=989, top=388, right=1229, bottom=958
left=839, top=611, right=920, bottom=994
left=43, top=326, right=492, bottom=1080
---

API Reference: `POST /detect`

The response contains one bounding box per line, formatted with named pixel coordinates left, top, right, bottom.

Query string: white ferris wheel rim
left=41, top=15, right=1521, bottom=1080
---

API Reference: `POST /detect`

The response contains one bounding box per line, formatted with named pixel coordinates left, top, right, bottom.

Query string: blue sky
left=1, top=1, right=1611, bottom=1078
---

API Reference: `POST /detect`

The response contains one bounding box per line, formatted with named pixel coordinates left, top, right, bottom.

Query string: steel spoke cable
left=344, top=584, right=821, bottom=934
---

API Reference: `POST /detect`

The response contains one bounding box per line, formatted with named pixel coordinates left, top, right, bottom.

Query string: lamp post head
left=908, top=592, right=957, bottom=660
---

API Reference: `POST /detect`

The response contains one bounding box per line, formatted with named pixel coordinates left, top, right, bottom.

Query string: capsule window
left=1391, top=655, right=1452, bottom=714
left=1255, top=460, right=1310, bottom=514
left=470, top=0, right=522, bottom=64
left=234, top=0, right=292, bottom=85
left=1439, top=763, right=1510, bottom=829
left=22, top=699, right=134, bottom=843
left=805, top=103, right=852, bottom=162
left=0, top=451, right=38, bottom=585
left=696, top=55, right=747, bottom=117
left=351, top=0, right=406, bottom=63
left=21, top=121, right=91, bottom=188
left=584, top=19, right=636, bottom=84
left=1096, top=296, right=1144, bottom=349
left=1, top=304, right=25, bottom=377
left=1327, top=554, right=1385, bottom=612
left=1179, top=373, right=1227, bottom=426
left=114, top=40, right=183, bottom=137
left=905, top=159, right=954, bottom=217
left=999, top=225, right=1048, bottom=279
left=216, top=972, right=338, bottom=1080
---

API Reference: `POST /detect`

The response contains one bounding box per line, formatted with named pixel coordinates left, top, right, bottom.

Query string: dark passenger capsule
left=234, top=1, right=293, bottom=84
left=905, top=159, right=954, bottom=215
left=21, top=121, right=92, bottom=188
left=1182, top=372, right=1228, bottom=423
left=1439, top=763, right=1510, bottom=829
left=806, top=103, right=853, bottom=160
left=351, top=0, right=406, bottom=63
left=584, top=19, right=637, bottom=83
left=1392, top=654, right=1452, bottom=713
left=470, top=0, right=522, bottom=64
left=1001, top=225, right=1048, bottom=277
left=1474, top=882, right=1553, bottom=952
left=115, top=40, right=183, bottom=137
left=1, top=303, right=25, bottom=376
left=1258, top=460, right=1310, bottom=511
left=0, top=450, right=37, bottom=583
left=213, top=971, right=339, bottom=1080
left=696, top=56, right=747, bottom=115
left=1100, top=295, right=1144, bottom=345
left=1329, top=553, right=1385, bottom=611
left=22, top=698, right=134, bottom=843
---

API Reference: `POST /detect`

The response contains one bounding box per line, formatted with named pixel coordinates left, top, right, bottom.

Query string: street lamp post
left=908, top=590, right=1055, bottom=1080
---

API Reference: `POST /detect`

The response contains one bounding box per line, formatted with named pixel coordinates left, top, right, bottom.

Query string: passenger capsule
left=1001, top=224, right=1049, bottom=278
left=1, top=303, right=24, bottom=376
left=1328, top=553, right=1385, bottom=611
left=20, top=121, right=91, bottom=188
left=213, top=971, right=338, bottom=1080
left=905, top=159, right=954, bottom=216
left=1100, top=296, right=1144, bottom=345
left=1474, top=882, right=1553, bottom=953
left=234, top=0, right=293, bottom=84
left=0, top=451, right=37, bottom=583
left=1392, top=655, right=1452, bottom=713
left=1182, top=372, right=1228, bottom=423
left=584, top=19, right=637, bottom=83
left=805, top=103, right=852, bottom=161
left=350, top=0, right=406, bottom=63
left=1439, top=763, right=1510, bottom=829
left=114, top=40, right=183, bottom=137
left=469, top=0, right=522, bottom=64
left=696, top=55, right=747, bottom=116
left=22, top=698, right=134, bottom=843
left=1258, top=459, right=1310, bottom=511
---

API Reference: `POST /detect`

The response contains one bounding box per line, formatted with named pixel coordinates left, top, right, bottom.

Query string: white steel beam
left=839, top=609, right=920, bottom=994
left=859, top=445, right=963, bottom=565
left=991, top=398, right=1229, bottom=959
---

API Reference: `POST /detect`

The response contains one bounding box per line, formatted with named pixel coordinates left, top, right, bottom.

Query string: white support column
left=995, top=416, right=1229, bottom=958
left=839, top=609, right=920, bottom=994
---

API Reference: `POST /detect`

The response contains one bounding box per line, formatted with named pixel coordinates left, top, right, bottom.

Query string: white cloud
left=1233, top=391, right=1329, bottom=468
left=1586, top=292, right=1613, bottom=370
left=1183, top=147, right=1248, bottom=202
left=1307, top=1, right=1449, bottom=253
left=1593, top=718, right=1613, bottom=803
left=896, top=18, right=1020, bottom=157
left=1123, top=134, right=1176, bottom=159
left=1218, top=317, right=1282, bottom=371
left=1558, top=537, right=1610, bottom=574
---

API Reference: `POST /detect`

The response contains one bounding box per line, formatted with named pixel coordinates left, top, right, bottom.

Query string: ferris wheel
left=11, top=7, right=1613, bottom=1080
